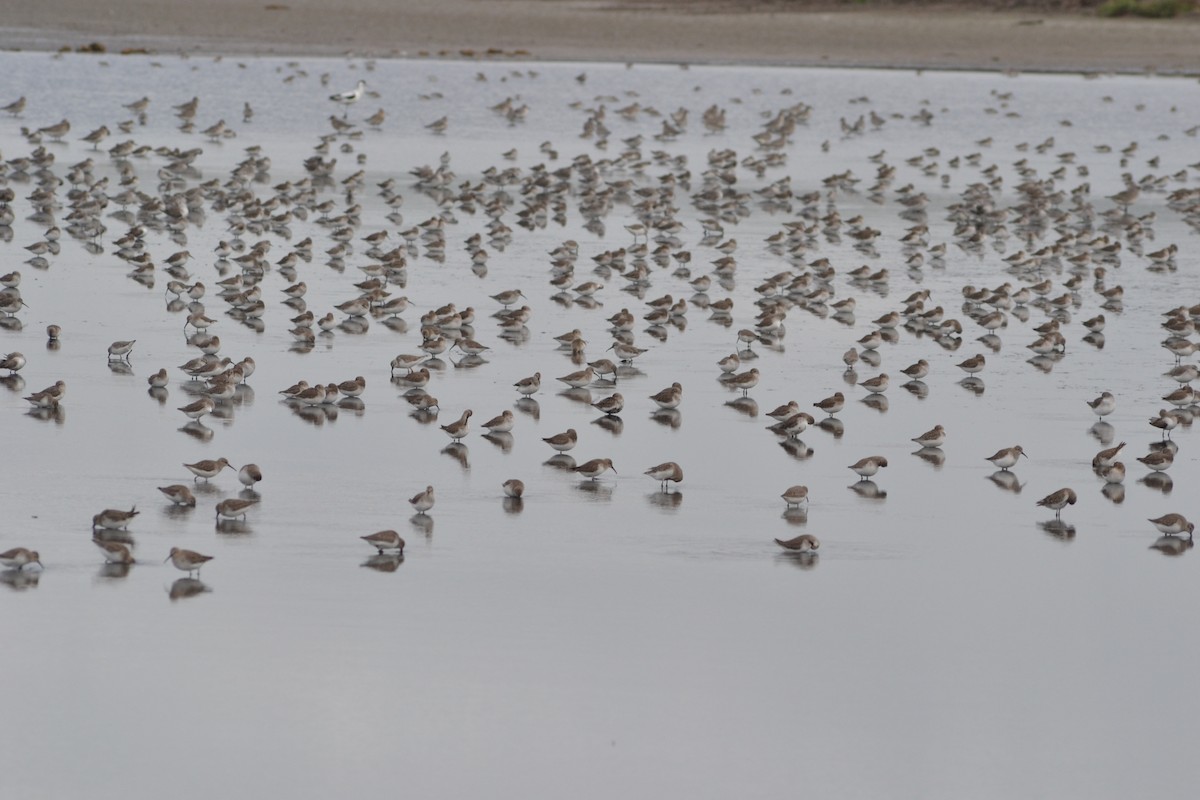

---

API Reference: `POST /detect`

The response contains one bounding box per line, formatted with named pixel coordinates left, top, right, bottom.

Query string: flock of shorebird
left=1, top=59, right=1199, bottom=588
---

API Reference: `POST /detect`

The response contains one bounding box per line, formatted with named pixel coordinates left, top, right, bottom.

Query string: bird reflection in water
left=1039, top=519, right=1076, bottom=540
left=1150, top=535, right=1193, bottom=556
left=410, top=514, right=434, bottom=537
left=362, top=553, right=405, bottom=572
left=442, top=442, right=470, bottom=470
left=848, top=480, right=886, bottom=500
left=913, top=447, right=945, bottom=468
left=646, top=490, right=683, bottom=511
left=988, top=470, right=1024, bottom=494
left=169, top=577, right=209, bottom=600
left=0, top=569, right=40, bottom=590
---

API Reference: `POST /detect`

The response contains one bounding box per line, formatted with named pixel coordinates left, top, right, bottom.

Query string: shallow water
left=2, top=52, right=1200, bottom=797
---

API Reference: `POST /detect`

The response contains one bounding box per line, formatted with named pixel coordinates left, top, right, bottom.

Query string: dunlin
left=558, top=367, right=595, bottom=389
left=0, top=547, right=41, bottom=570
left=766, top=401, right=800, bottom=421
left=514, top=372, right=541, bottom=396
left=390, top=354, right=427, bottom=374
left=178, top=397, right=215, bottom=420
left=147, top=368, right=169, bottom=389
left=107, top=340, right=135, bottom=361
left=543, top=428, right=578, bottom=452
left=848, top=456, right=888, bottom=479
left=1099, top=462, right=1125, bottom=484
left=1086, top=392, right=1116, bottom=419
left=956, top=354, right=986, bottom=375
left=1137, top=451, right=1174, bottom=472
left=780, top=485, right=809, bottom=507
left=238, top=464, right=263, bottom=489
left=986, top=445, right=1026, bottom=471
left=183, top=457, right=232, bottom=481
left=859, top=373, right=888, bottom=394
left=165, top=547, right=212, bottom=576
left=361, top=530, right=405, bottom=554
left=215, top=498, right=258, bottom=521
left=573, top=458, right=616, bottom=480
left=481, top=410, right=515, bottom=433
left=1149, top=513, right=1194, bottom=537
left=813, top=393, right=845, bottom=417
left=440, top=409, right=473, bottom=440
left=649, top=382, right=683, bottom=409
left=1150, top=409, right=1181, bottom=438
left=901, top=360, right=930, bottom=380
left=911, top=424, right=947, bottom=448
left=1036, top=488, right=1077, bottom=518
left=0, top=351, right=24, bottom=374
left=502, top=479, right=525, bottom=499
left=774, top=534, right=819, bottom=551
left=717, top=353, right=740, bottom=373
left=158, top=485, right=197, bottom=506
left=337, top=376, right=366, bottom=397
left=592, top=393, right=624, bottom=415
left=409, top=485, right=435, bottom=514
left=1092, top=441, right=1125, bottom=468
left=728, top=368, right=760, bottom=396
left=644, top=461, right=683, bottom=491
left=92, top=507, right=139, bottom=530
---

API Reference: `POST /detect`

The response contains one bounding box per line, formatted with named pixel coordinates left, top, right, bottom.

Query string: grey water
left=2, top=51, right=1200, bottom=797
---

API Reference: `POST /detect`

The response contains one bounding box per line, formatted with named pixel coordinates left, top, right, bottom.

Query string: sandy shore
left=2, top=0, right=1199, bottom=73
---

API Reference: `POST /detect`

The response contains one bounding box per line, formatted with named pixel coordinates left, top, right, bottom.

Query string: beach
left=3, top=0, right=1199, bottom=72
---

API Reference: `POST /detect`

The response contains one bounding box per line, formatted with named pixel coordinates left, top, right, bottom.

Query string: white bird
left=330, top=80, right=367, bottom=116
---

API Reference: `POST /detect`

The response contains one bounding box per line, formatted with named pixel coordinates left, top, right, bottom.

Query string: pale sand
left=2, top=0, right=1198, bottom=73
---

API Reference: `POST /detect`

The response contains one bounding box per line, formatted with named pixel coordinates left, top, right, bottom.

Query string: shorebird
left=649, top=382, right=683, bottom=409
left=361, top=530, right=405, bottom=554
left=0, top=351, right=25, bottom=374
left=848, top=456, right=888, bottom=479
left=813, top=393, right=845, bottom=417
left=502, top=479, right=525, bottom=499
left=178, top=397, right=215, bottom=421
left=330, top=79, right=366, bottom=116
left=543, top=428, right=578, bottom=452
left=573, top=458, right=616, bottom=480
left=592, top=393, right=624, bottom=415
left=1087, top=392, right=1116, bottom=420
left=774, top=534, right=819, bottom=552
left=158, top=485, right=197, bottom=506
left=107, top=340, right=135, bottom=361
left=514, top=372, right=541, bottom=396
left=644, top=461, right=683, bottom=491
left=215, top=498, right=259, bottom=521
left=94, top=539, right=133, bottom=564
left=859, top=373, right=888, bottom=394
left=165, top=547, right=212, bottom=576
left=481, top=410, right=515, bottom=433
left=92, top=507, right=139, bottom=530
left=911, top=425, right=946, bottom=448
left=986, top=445, right=1026, bottom=471
left=147, top=368, right=169, bottom=389
left=1035, top=488, right=1076, bottom=519
left=1149, top=514, right=1194, bottom=537
left=409, top=485, right=436, bottom=514
left=0, top=547, right=41, bottom=570
left=728, top=368, right=760, bottom=396
left=183, top=457, right=232, bottom=481
left=238, top=464, right=263, bottom=488
left=1137, top=450, right=1174, bottom=472
left=440, top=409, right=473, bottom=440
left=780, top=485, right=809, bottom=507
left=956, top=354, right=986, bottom=375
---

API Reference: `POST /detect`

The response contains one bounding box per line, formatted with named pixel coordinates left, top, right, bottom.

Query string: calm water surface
left=2, top=52, right=1199, bottom=797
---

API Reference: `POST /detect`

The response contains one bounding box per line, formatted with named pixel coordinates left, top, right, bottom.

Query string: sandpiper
left=728, top=368, right=760, bottom=395
left=592, top=393, right=624, bottom=415
left=1099, top=462, right=1125, bottom=484
left=1087, top=392, right=1116, bottom=420
left=94, top=538, right=134, bottom=564
left=107, top=340, right=135, bottom=361
left=986, top=445, right=1026, bottom=471
left=558, top=367, right=595, bottom=389
left=767, top=401, right=800, bottom=421
left=848, top=456, right=888, bottom=479
left=337, top=376, right=366, bottom=397
left=1150, top=409, right=1181, bottom=438
left=644, top=461, right=683, bottom=491
left=573, top=458, right=616, bottom=480
left=409, top=485, right=435, bottom=514
left=911, top=424, right=946, bottom=448
left=361, top=530, right=405, bottom=554
left=502, top=479, right=525, bottom=499
left=147, top=368, right=169, bottom=389
left=216, top=498, right=258, bottom=521
left=1149, top=513, right=1194, bottom=537
left=957, top=354, right=986, bottom=375
left=1137, top=450, right=1174, bottom=472
left=514, top=372, right=541, bottom=396
left=238, top=464, right=263, bottom=488
left=440, top=409, right=473, bottom=440
left=158, top=485, right=197, bottom=506
left=1036, top=488, right=1077, bottom=518
left=0, top=351, right=25, bottom=374
left=901, top=360, right=930, bottom=380
left=717, top=353, right=740, bottom=373
left=92, top=507, right=139, bottom=530
left=543, top=428, right=578, bottom=452
left=183, top=457, right=232, bottom=481
left=859, top=373, right=888, bottom=394
left=178, top=397, right=215, bottom=420
left=390, top=354, right=426, bottom=374
left=812, top=393, right=845, bottom=417
left=1092, top=441, right=1125, bottom=468
left=774, top=534, right=819, bottom=552
left=649, top=382, right=683, bottom=409
left=491, top=289, right=525, bottom=308
left=165, top=547, right=212, bottom=576
left=0, top=547, right=42, bottom=570
left=780, top=485, right=809, bottom=507
left=481, top=410, right=515, bottom=433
